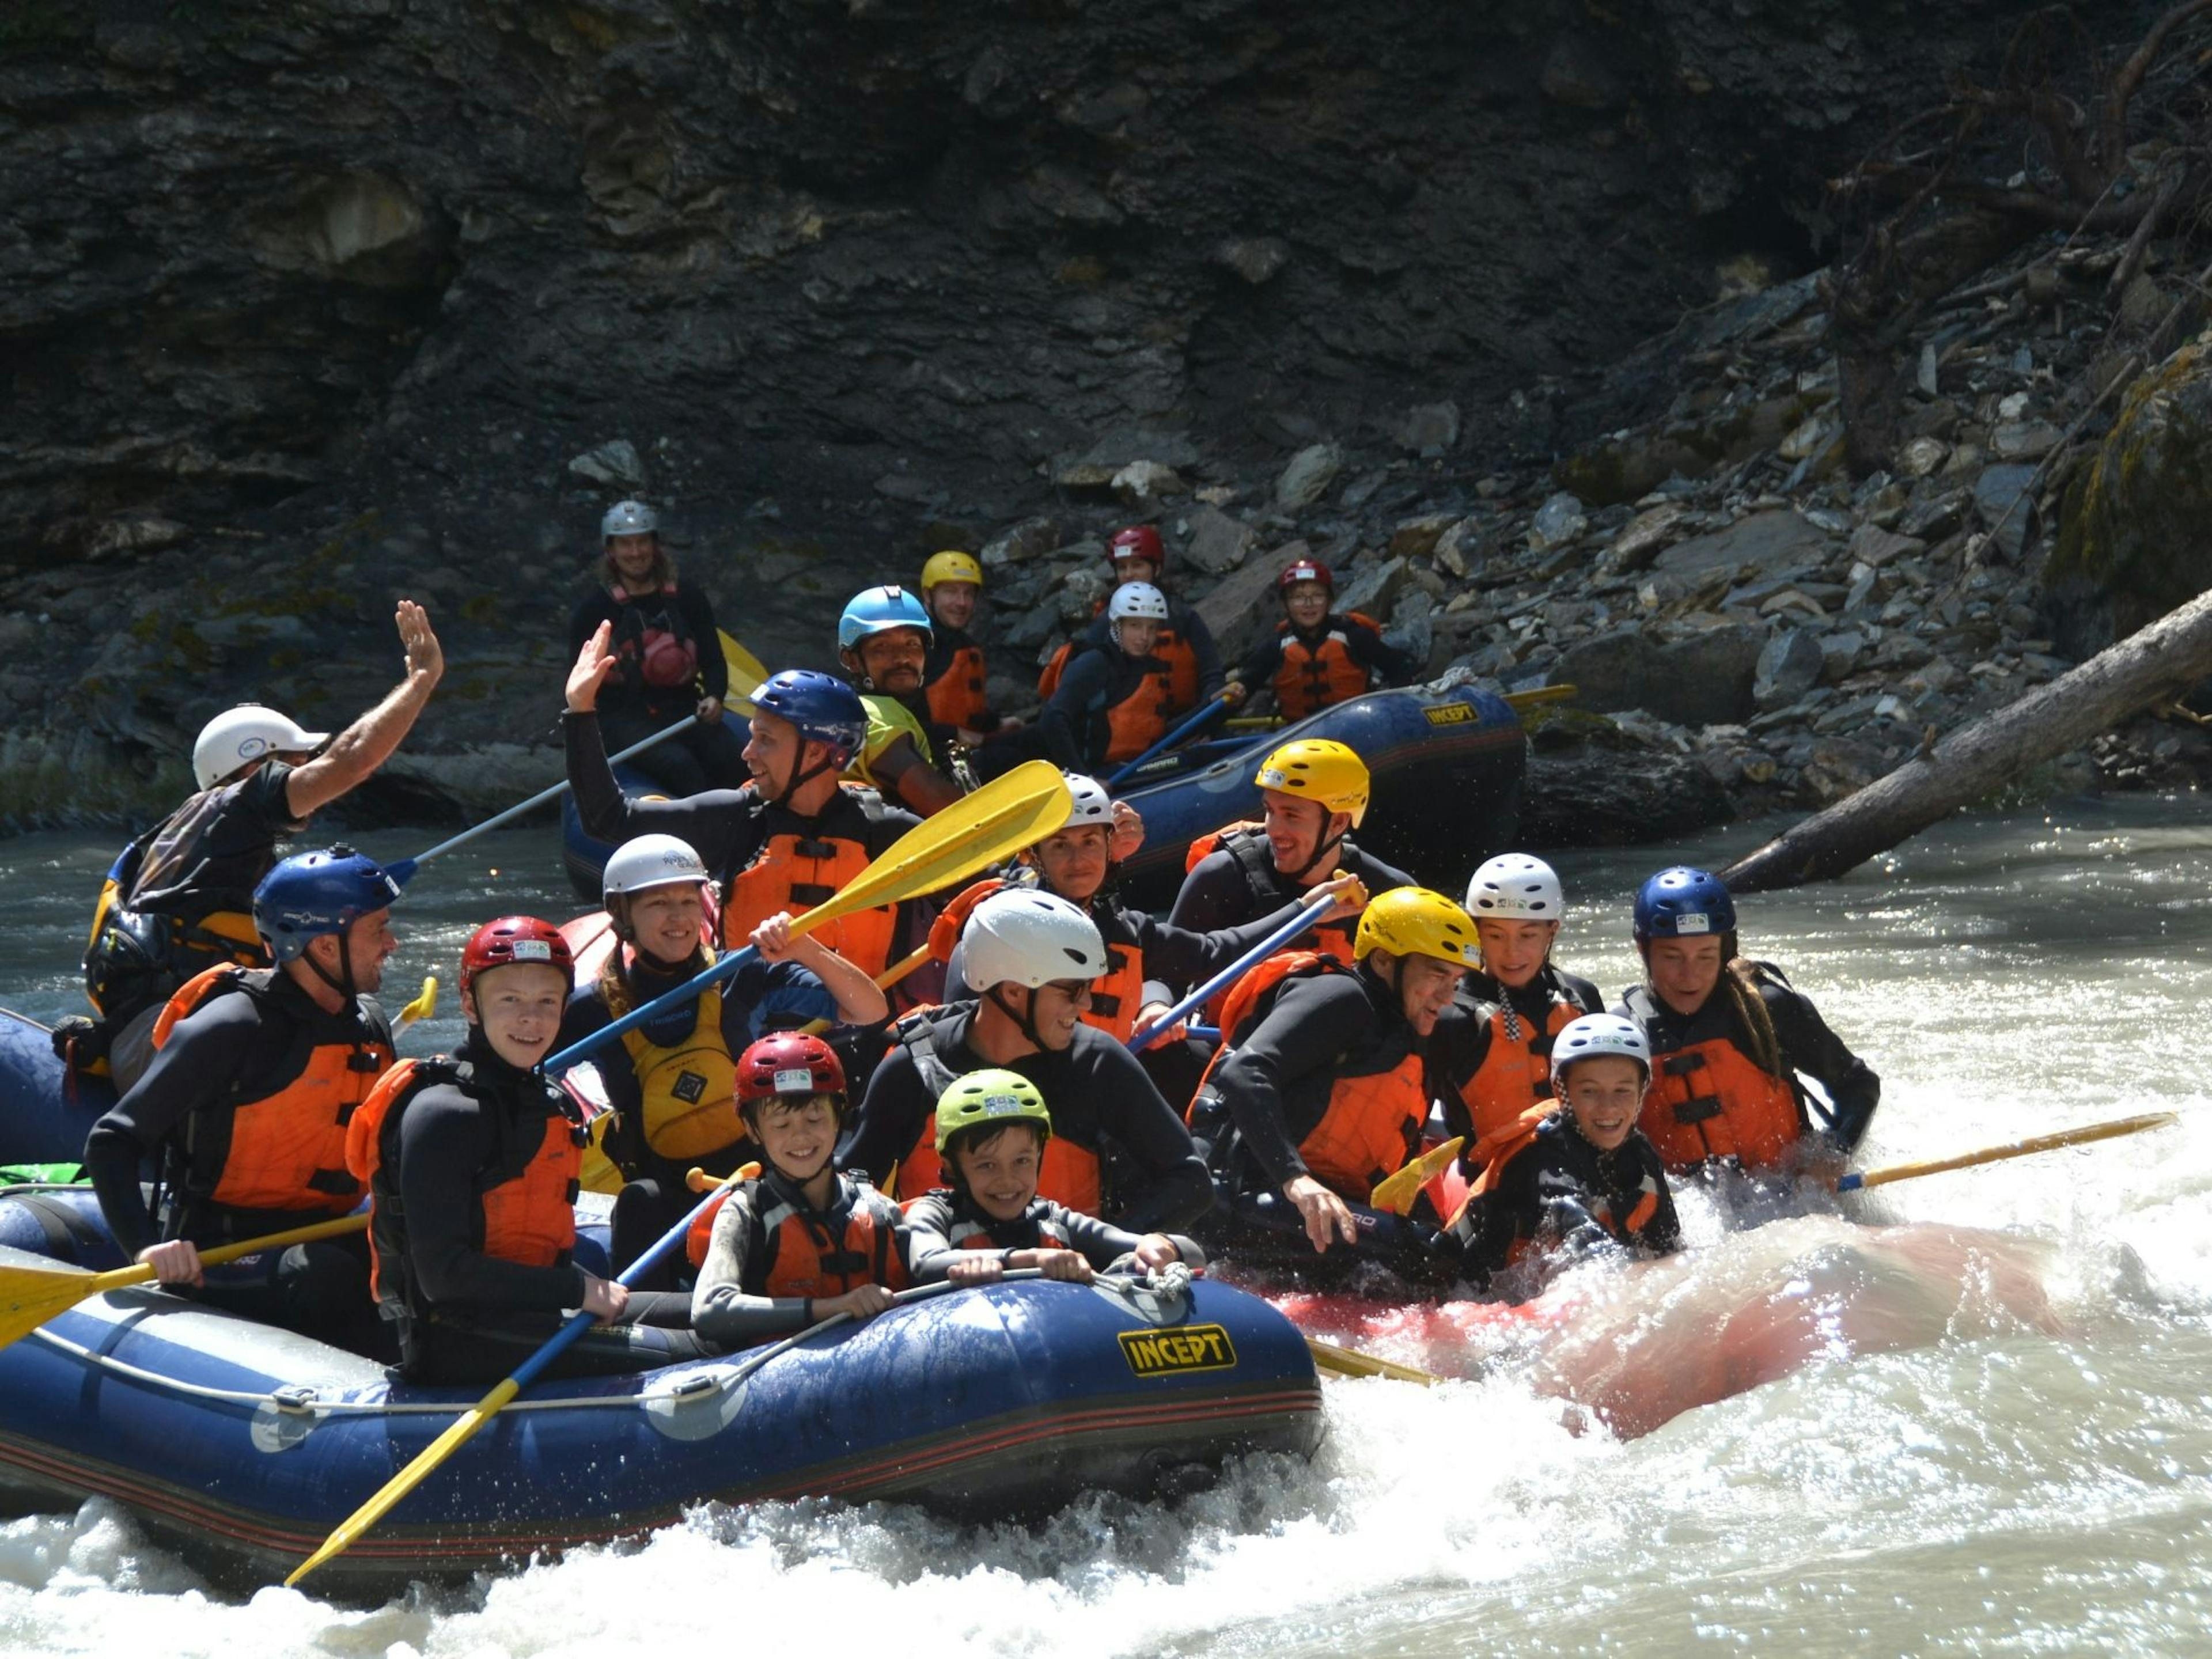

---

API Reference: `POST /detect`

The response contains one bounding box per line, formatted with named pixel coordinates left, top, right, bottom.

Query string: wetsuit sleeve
left=1179, top=608, right=1226, bottom=700
left=1634, top=1142, right=1683, bottom=1256
left=1040, top=650, right=1109, bottom=771
left=1344, top=617, right=1414, bottom=685
left=1766, top=980, right=1881, bottom=1153
left=730, top=959, right=838, bottom=1037
left=1166, top=851, right=1249, bottom=935
left=838, top=1044, right=930, bottom=1185
left=1046, top=1204, right=1152, bottom=1271
left=1558, top=972, right=1604, bottom=1015
left=84, top=996, right=263, bottom=1258
left=570, top=588, right=614, bottom=660
left=1235, top=632, right=1283, bottom=694
left=1452, top=1144, right=1544, bottom=1282
left=1127, top=900, right=1316, bottom=1002
left=900, top=1193, right=965, bottom=1284
left=563, top=707, right=755, bottom=857
left=1207, top=975, right=1375, bottom=1192
left=1085, top=1041, right=1213, bottom=1233
left=691, top=1188, right=814, bottom=1342
left=395, top=1087, right=590, bottom=1312
left=679, top=583, right=728, bottom=703
left=1351, top=848, right=1417, bottom=896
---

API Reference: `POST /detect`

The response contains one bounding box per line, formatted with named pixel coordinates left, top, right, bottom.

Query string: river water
left=1, top=798, right=2208, bottom=1657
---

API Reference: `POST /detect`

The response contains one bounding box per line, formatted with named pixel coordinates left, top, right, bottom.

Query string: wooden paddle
left=1305, top=1336, right=1441, bottom=1386
left=1836, top=1111, right=2179, bottom=1191
left=287, top=764, right=1073, bottom=1588
left=0, top=1213, right=369, bottom=1354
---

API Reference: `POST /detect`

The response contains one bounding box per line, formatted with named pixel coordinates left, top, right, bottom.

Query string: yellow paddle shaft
left=80, top=1212, right=369, bottom=1297
left=1849, top=1111, right=2179, bottom=1191
left=1306, top=1337, right=1440, bottom=1387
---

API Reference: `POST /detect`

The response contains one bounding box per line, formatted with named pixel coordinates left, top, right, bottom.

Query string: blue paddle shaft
left=1834, top=1172, right=1865, bottom=1193
left=1103, top=696, right=1229, bottom=789
left=1125, top=895, right=1332, bottom=1052
left=539, top=944, right=760, bottom=1077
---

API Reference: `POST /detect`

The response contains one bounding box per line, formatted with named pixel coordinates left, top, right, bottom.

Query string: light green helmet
left=934, top=1068, right=1054, bottom=1154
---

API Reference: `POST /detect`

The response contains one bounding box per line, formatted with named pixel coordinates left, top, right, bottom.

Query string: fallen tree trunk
left=1722, top=586, right=2212, bottom=892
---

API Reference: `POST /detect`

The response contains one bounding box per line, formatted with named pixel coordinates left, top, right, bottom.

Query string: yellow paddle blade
left=1306, top=1336, right=1440, bottom=1386
left=0, top=1213, right=369, bottom=1355
left=395, top=975, right=438, bottom=1031
left=719, top=631, right=766, bottom=715
left=1503, top=684, right=1578, bottom=712
left=785, top=760, right=1071, bottom=943
left=286, top=1377, right=521, bottom=1588
left=1369, top=1137, right=1466, bottom=1217
left=1850, top=1111, right=2179, bottom=1191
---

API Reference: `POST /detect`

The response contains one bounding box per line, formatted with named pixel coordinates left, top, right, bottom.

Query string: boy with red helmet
left=1222, top=556, right=1411, bottom=720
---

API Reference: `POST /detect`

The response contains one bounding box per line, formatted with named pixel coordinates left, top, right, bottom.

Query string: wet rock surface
left=0, top=0, right=2195, bottom=833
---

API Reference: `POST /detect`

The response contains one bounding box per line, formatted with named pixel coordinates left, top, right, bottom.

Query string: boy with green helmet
left=904, top=1069, right=1199, bottom=1287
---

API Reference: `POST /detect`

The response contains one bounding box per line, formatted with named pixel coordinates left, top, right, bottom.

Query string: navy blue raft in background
left=0, top=1187, right=1321, bottom=1599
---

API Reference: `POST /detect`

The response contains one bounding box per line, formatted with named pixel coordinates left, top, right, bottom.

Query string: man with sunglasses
left=838, top=889, right=1211, bottom=1233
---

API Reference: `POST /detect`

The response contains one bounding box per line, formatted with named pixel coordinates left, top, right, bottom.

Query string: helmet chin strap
left=772, top=743, right=840, bottom=810
left=1283, top=815, right=1348, bottom=885
left=985, top=984, right=1046, bottom=1053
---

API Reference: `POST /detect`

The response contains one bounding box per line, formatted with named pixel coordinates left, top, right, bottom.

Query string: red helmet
left=735, top=1031, right=846, bottom=1111
left=1108, top=525, right=1165, bottom=573
left=460, top=916, right=574, bottom=997
left=1277, top=557, right=1334, bottom=594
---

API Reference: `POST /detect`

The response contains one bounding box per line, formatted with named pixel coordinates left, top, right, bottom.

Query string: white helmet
left=603, top=834, right=709, bottom=902
left=192, top=705, right=329, bottom=791
left=602, top=500, right=658, bottom=539
left=961, top=890, right=1108, bottom=990
left=1062, top=774, right=1115, bottom=828
left=1108, top=582, right=1170, bottom=624
left=1551, top=1013, right=1652, bottom=1082
left=1465, top=854, right=1566, bottom=922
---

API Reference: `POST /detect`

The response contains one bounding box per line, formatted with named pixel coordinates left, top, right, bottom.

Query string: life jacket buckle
left=1662, top=1052, right=1706, bottom=1078
left=1672, top=1097, right=1723, bottom=1125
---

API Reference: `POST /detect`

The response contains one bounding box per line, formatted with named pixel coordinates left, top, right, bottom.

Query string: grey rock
left=567, top=439, right=647, bottom=489
left=1972, top=463, right=2039, bottom=561
left=1384, top=589, right=1435, bottom=671
left=1817, top=629, right=1866, bottom=681
left=1990, top=421, right=2062, bottom=460
left=1600, top=501, right=1689, bottom=575
left=1539, top=36, right=1626, bottom=109
left=1393, top=402, right=1461, bottom=456
left=1528, top=492, right=1589, bottom=553
left=1182, top=505, right=1256, bottom=575
left=1193, top=550, right=1291, bottom=669
left=1654, top=510, right=1830, bottom=578
left=980, top=516, right=1063, bottom=569
left=1432, top=517, right=1482, bottom=578
left=1388, top=513, right=1458, bottom=560
left=1753, top=627, right=1825, bottom=710
left=1275, top=443, right=1345, bottom=511
left=1899, top=489, right=1971, bottom=541
left=1213, top=237, right=1289, bottom=285
left=1847, top=523, right=1923, bottom=567
left=1112, top=460, right=1187, bottom=506
left=1897, top=436, right=1948, bottom=478
left=1339, top=555, right=1410, bottom=622
left=1554, top=622, right=1763, bottom=726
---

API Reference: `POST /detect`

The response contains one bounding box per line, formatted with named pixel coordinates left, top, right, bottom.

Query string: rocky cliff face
left=0, top=0, right=2129, bottom=825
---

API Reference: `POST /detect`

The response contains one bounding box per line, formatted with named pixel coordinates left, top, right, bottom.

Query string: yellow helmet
left=1354, top=887, right=1482, bottom=968
left=921, top=550, right=984, bottom=593
left=1255, top=738, right=1370, bottom=827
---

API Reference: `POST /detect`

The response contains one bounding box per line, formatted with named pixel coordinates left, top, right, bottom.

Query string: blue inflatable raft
left=0, top=1187, right=1321, bottom=1598
left=562, top=680, right=1525, bottom=907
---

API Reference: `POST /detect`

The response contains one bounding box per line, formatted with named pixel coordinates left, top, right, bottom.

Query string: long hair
left=1719, top=938, right=1785, bottom=1078
left=600, top=540, right=677, bottom=594
left=598, top=899, right=713, bottom=1016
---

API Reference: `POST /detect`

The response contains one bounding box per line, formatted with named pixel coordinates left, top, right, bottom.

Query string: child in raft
left=903, top=1070, right=1201, bottom=1286
left=690, top=1032, right=913, bottom=1346
left=1447, top=1013, right=1681, bottom=1300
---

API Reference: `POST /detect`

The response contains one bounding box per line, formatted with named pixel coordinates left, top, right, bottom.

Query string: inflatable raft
left=562, top=679, right=1525, bottom=907
left=0, top=1007, right=113, bottom=1168
left=0, top=1186, right=1321, bottom=1598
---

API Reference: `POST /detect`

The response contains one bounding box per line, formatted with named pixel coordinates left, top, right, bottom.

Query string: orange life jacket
left=1271, top=613, right=1382, bottom=721
left=1456, top=997, right=1582, bottom=1146
left=929, top=877, right=1147, bottom=1044
left=1638, top=1035, right=1804, bottom=1172
left=1102, top=661, right=1177, bottom=764
left=684, top=1173, right=910, bottom=1294
left=150, top=965, right=388, bottom=1215
left=1039, top=616, right=1201, bottom=707
left=885, top=1010, right=1104, bottom=1211
left=346, top=1058, right=586, bottom=1304
left=719, top=790, right=901, bottom=977
left=1195, top=953, right=1424, bottom=1200
left=1183, top=823, right=1363, bottom=966
left=1449, top=1107, right=1664, bottom=1261
left=925, top=642, right=990, bottom=730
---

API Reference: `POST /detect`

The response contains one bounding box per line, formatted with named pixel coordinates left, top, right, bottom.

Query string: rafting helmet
left=748, top=669, right=868, bottom=764
left=1060, top=773, right=1115, bottom=829
left=253, top=846, right=408, bottom=965
left=1633, top=867, right=1736, bottom=940
left=1109, top=525, right=1165, bottom=573
left=838, top=585, right=934, bottom=652
left=192, top=704, right=329, bottom=791
left=1354, top=887, right=1481, bottom=969
left=603, top=835, right=709, bottom=901
left=961, top=890, right=1108, bottom=990
left=1107, top=582, right=1169, bottom=624
left=1466, top=854, right=1565, bottom=922
left=921, top=550, right=983, bottom=592
left=601, top=500, right=658, bottom=540
left=735, top=1031, right=846, bottom=1116
left=460, top=916, right=573, bottom=998
left=934, top=1068, right=1054, bottom=1156
left=1255, top=738, right=1370, bottom=828
left=1277, top=556, right=1333, bottom=594
left=1550, top=1012, right=1652, bottom=1082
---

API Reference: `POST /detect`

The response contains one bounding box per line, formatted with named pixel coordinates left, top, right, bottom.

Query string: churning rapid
left=2, top=798, right=2207, bottom=1657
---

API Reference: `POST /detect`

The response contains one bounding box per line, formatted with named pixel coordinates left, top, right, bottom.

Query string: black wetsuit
left=903, top=1190, right=1202, bottom=1283
left=1449, top=1111, right=1680, bottom=1295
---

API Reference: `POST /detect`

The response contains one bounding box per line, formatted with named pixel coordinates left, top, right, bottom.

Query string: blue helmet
left=749, top=669, right=868, bottom=762
left=1632, top=866, right=1736, bottom=941
left=837, top=585, right=933, bottom=653
left=253, top=846, right=410, bottom=964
